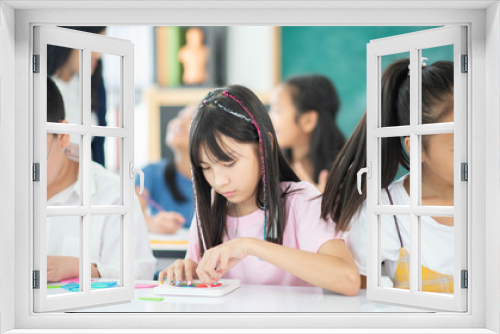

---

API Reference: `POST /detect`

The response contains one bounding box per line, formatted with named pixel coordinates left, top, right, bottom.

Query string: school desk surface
left=57, top=281, right=430, bottom=313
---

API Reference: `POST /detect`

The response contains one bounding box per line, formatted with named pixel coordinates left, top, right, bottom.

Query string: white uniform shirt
left=47, top=160, right=156, bottom=280
left=346, top=175, right=454, bottom=280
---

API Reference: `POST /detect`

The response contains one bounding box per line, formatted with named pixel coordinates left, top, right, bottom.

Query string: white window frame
left=33, top=26, right=136, bottom=312
left=365, top=26, right=467, bottom=311
left=0, top=1, right=498, bottom=333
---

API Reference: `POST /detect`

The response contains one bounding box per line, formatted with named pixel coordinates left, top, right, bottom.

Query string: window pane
left=419, top=215, right=454, bottom=294
left=380, top=52, right=410, bottom=127
left=91, top=136, right=122, bottom=206
left=420, top=45, right=454, bottom=125
left=47, top=45, right=82, bottom=126
left=91, top=215, right=122, bottom=290
left=381, top=137, right=410, bottom=206
left=93, top=52, right=122, bottom=129
left=379, top=214, right=410, bottom=291
left=420, top=134, right=454, bottom=207
left=47, top=133, right=82, bottom=207
left=46, top=216, right=82, bottom=296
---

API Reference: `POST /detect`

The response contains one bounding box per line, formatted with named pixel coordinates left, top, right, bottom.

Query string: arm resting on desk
left=246, top=238, right=360, bottom=296
left=196, top=237, right=360, bottom=296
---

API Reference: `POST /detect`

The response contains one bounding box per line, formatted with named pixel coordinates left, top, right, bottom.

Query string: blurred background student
left=48, top=26, right=108, bottom=166
left=135, top=104, right=196, bottom=234
left=46, top=76, right=155, bottom=282
left=269, top=74, right=345, bottom=193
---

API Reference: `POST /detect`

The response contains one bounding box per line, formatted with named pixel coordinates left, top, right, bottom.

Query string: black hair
left=321, top=59, right=454, bottom=231
left=47, top=26, right=106, bottom=112
left=190, top=85, right=299, bottom=255
left=164, top=162, right=187, bottom=203
left=282, top=74, right=345, bottom=183
left=47, top=76, right=65, bottom=123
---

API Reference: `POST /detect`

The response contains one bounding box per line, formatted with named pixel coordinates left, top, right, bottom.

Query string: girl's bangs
left=191, top=122, right=238, bottom=167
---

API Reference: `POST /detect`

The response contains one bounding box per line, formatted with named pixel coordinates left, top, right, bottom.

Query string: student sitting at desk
left=321, top=59, right=455, bottom=292
left=135, top=104, right=196, bottom=234
left=46, top=76, right=156, bottom=282
left=158, top=85, right=360, bottom=296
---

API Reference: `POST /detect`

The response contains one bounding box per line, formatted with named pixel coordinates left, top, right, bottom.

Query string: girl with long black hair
left=158, top=85, right=359, bottom=295
left=270, top=74, right=345, bottom=192
left=321, top=59, right=455, bottom=292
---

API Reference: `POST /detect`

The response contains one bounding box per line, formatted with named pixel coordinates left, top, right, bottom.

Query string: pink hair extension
left=222, top=91, right=268, bottom=241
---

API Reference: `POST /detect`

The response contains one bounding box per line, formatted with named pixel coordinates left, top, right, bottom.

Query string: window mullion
left=409, top=47, right=420, bottom=294
left=122, top=51, right=135, bottom=292
left=81, top=48, right=92, bottom=295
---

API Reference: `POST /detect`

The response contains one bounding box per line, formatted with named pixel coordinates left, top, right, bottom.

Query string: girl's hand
left=196, top=238, right=249, bottom=285
left=47, top=255, right=79, bottom=282
left=158, top=258, right=198, bottom=286
left=293, top=162, right=329, bottom=194
left=147, top=211, right=185, bottom=234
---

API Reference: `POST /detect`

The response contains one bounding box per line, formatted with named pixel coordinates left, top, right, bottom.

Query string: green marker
left=138, top=297, right=164, bottom=302
left=47, top=285, right=62, bottom=289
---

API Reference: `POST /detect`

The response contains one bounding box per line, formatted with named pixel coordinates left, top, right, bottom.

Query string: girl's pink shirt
left=186, top=181, right=344, bottom=286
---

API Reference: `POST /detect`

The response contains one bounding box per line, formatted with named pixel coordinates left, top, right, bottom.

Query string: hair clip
left=408, top=57, right=429, bottom=76
left=214, top=100, right=252, bottom=123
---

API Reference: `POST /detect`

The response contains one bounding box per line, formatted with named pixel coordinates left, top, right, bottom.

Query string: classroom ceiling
left=3, top=0, right=497, bottom=10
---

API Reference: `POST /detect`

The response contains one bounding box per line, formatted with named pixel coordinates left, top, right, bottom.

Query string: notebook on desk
left=152, top=279, right=241, bottom=297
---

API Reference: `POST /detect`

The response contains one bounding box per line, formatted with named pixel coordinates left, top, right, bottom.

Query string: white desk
left=74, top=282, right=428, bottom=313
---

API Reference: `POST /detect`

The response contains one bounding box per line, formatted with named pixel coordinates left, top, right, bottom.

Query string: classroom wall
left=0, top=2, right=16, bottom=332
left=105, top=26, right=276, bottom=168
left=281, top=26, right=456, bottom=137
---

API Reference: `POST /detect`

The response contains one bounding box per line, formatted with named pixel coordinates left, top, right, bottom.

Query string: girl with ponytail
left=321, top=59, right=455, bottom=293
left=158, top=85, right=359, bottom=296
left=269, top=74, right=345, bottom=192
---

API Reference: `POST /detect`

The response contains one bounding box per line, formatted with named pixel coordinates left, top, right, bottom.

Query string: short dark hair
left=47, top=26, right=106, bottom=113
left=47, top=26, right=106, bottom=76
left=47, top=76, right=65, bottom=123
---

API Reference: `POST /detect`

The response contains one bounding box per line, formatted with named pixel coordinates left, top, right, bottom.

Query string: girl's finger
left=166, top=264, right=175, bottom=286
left=203, top=250, right=220, bottom=283
left=184, top=260, right=197, bottom=286
left=158, top=268, right=167, bottom=283
left=197, top=251, right=214, bottom=284
left=196, top=265, right=211, bottom=285
left=173, top=260, right=185, bottom=286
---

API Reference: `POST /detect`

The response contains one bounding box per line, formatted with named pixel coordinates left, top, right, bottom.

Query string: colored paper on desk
left=135, top=283, right=159, bottom=289
left=60, top=278, right=80, bottom=284
left=152, top=279, right=240, bottom=297
left=138, top=297, right=164, bottom=302
left=59, top=278, right=95, bottom=284
left=61, top=281, right=118, bottom=292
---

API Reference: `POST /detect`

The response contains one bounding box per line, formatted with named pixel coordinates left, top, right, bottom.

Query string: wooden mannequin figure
left=178, top=27, right=209, bottom=85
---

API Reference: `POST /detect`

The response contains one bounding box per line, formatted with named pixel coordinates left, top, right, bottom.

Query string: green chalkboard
left=281, top=27, right=454, bottom=137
